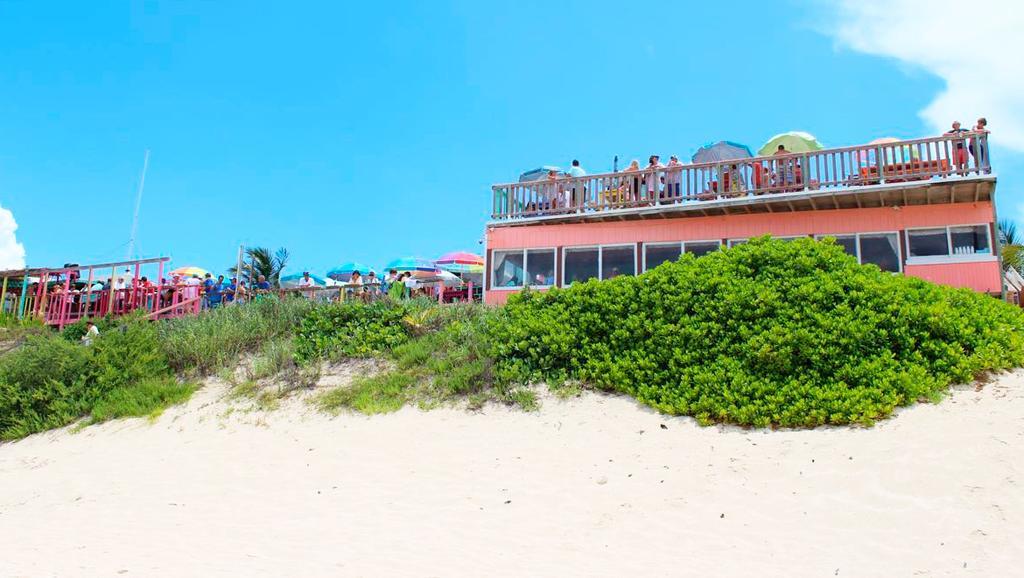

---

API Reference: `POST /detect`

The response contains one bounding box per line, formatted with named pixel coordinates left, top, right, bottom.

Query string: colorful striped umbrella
left=169, top=266, right=209, bottom=278
left=757, top=132, right=824, bottom=156
left=326, top=261, right=376, bottom=281
left=435, top=251, right=484, bottom=274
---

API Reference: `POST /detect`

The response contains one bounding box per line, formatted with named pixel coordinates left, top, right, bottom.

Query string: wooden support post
left=57, top=271, right=71, bottom=329
left=108, top=266, right=116, bottom=315
left=83, top=267, right=95, bottom=320
left=0, top=276, right=7, bottom=316
left=155, top=261, right=164, bottom=312
left=17, top=274, right=28, bottom=319
left=35, top=272, right=48, bottom=320
left=133, top=262, right=141, bottom=311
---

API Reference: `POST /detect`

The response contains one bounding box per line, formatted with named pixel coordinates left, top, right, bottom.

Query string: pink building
left=484, top=133, right=1000, bottom=305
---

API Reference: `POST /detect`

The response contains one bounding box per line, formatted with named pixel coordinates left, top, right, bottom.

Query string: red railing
left=491, top=132, right=992, bottom=220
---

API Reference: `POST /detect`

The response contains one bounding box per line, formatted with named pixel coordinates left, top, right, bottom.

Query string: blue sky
left=1, top=0, right=1020, bottom=275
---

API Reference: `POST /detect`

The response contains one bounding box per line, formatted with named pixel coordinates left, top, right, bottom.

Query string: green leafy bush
left=490, top=237, right=1024, bottom=427
left=0, top=334, right=95, bottom=438
left=294, top=300, right=411, bottom=361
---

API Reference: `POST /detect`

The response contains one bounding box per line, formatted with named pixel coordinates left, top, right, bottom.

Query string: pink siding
left=484, top=202, right=1001, bottom=304
left=487, top=203, right=994, bottom=249
left=905, top=260, right=1001, bottom=293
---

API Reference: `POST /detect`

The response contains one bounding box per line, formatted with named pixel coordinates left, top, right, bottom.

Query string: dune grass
left=88, top=377, right=196, bottom=423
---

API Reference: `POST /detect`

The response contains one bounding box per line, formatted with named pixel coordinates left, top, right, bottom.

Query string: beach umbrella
left=169, top=266, right=209, bottom=278
left=757, top=132, right=824, bottom=156
left=691, top=141, right=753, bottom=164
left=865, top=137, right=919, bottom=164
left=326, top=261, right=376, bottom=281
left=518, top=166, right=562, bottom=183
left=384, top=256, right=438, bottom=279
left=279, top=272, right=327, bottom=288
left=435, top=251, right=484, bottom=274
left=417, top=270, right=464, bottom=287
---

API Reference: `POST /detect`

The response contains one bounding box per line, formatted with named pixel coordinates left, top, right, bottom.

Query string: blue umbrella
left=326, top=261, right=375, bottom=281
left=384, top=256, right=438, bottom=279
left=518, top=166, right=563, bottom=183
left=279, top=272, right=327, bottom=288
left=692, top=141, right=754, bottom=164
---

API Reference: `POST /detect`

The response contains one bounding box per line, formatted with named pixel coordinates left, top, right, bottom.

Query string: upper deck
left=490, top=133, right=994, bottom=226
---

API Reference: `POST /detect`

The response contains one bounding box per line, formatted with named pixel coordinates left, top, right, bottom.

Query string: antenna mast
left=126, top=149, right=150, bottom=260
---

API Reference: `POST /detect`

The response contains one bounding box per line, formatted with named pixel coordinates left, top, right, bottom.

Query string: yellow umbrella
left=169, top=266, right=209, bottom=278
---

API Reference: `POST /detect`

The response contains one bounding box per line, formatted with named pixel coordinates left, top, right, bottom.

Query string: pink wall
left=486, top=203, right=995, bottom=249
left=905, top=260, right=1001, bottom=293
left=484, top=202, right=1001, bottom=304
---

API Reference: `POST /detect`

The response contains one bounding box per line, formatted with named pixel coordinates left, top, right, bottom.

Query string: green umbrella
left=758, top=132, right=823, bottom=156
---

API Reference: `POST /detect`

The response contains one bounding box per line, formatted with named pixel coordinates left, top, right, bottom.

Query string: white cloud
left=0, top=203, right=26, bottom=270
left=822, top=0, right=1024, bottom=153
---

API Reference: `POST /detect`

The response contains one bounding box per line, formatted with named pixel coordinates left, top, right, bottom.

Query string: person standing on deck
left=567, top=159, right=587, bottom=209
left=971, top=117, right=990, bottom=173
left=665, top=155, right=683, bottom=200
left=644, top=155, right=664, bottom=201
left=945, top=120, right=970, bottom=174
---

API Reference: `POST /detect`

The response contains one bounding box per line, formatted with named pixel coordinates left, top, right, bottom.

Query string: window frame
left=815, top=231, right=903, bottom=272
left=562, top=243, right=637, bottom=285
left=490, top=247, right=557, bottom=291
left=904, top=223, right=994, bottom=265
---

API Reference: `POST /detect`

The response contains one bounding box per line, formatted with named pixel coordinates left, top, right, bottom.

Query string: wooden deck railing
left=491, top=132, right=992, bottom=221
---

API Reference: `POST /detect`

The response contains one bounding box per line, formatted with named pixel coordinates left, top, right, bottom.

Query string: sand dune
left=1, top=370, right=1022, bottom=577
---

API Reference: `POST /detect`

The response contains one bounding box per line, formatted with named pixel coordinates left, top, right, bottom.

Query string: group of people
left=524, top=120, right=992, bottom=215
left=945, top=118, right=990, bottom=174
left=292, top=269, right=432, bottom=302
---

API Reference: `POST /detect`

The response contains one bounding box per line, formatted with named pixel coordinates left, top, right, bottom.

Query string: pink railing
left=491, top=132, right=991, bottom=220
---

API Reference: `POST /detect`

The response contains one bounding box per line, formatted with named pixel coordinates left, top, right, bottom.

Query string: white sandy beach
left=1, top=370, right=1022, bottom=577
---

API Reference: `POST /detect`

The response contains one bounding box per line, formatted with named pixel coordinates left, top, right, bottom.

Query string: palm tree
left=998, top=220, right=1022, bottom=272
left=229, top=247, right=290, bottom=286
left=998, top=219, right=1020, bottom=245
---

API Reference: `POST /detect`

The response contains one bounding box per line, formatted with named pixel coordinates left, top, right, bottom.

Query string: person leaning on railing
left=970, top=117, right=990, bottom=174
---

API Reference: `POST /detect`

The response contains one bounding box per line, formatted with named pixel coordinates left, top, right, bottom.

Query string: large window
left=907, top=228, right=949, bottom=257
left=816, top=232, right=901, bottom=272
left=525, top=249, right=556, bottom=286
left=491, top=248, right=555, bottom=289
left=950, top=225, right=991, bottom=255
left=602, top=245, right=636, bottom=279
left=643, top=240, right=721, bottom=271
left=644, top=243, right=682, bottom=271
left=685, top=241, right=721, bottom=257
left=563, top=245, right=636, bottom=284
left=859, top=234, right=901, bottom=272
left=564, top=247, right=599, bottom=284
left=907, top=224, right=992, bottom=260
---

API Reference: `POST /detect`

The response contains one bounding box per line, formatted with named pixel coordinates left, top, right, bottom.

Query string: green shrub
left=490, top=237, right=1024, bottom=427
left=0, top=334, right=95, bottom=439
left=294, top=300, right=411, bottom=361
left=91, top=315, right=170, bottom=391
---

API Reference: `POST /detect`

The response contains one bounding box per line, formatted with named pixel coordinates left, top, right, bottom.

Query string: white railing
left=491, top=132, right=991, bottom=220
